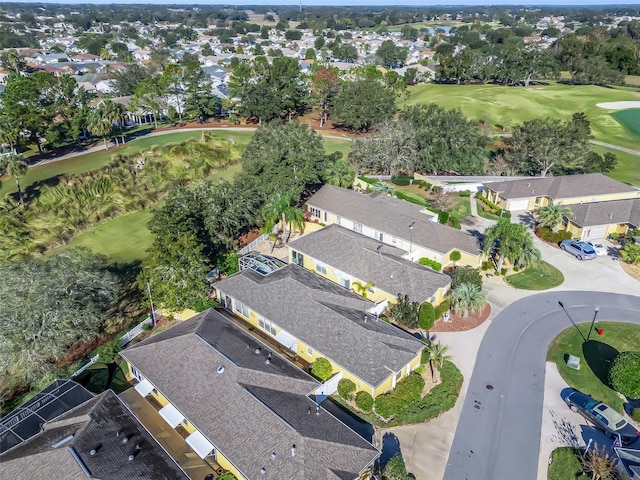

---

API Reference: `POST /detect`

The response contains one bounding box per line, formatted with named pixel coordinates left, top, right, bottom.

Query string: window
left=353, top=222, right=363, bottom=234
left=131, top=367, right=141, bottom=381
left=391, top=237, right=397, bottom=244
left=258, top=317, right=277, bottom=335
left=315, top=262, right=327, bottom=275
left=324, top=211, right=328, bottom=222
left=292, top=250, right=304, bottom=266
left=234, top=300, right=249, bottom=318
left=339, top=277, right=350, bottom=289
left=375, top=231, right=383, bottom=242
left=307, top=346, right=313, bottom=356
left=310, top=207, right=321, bottom=218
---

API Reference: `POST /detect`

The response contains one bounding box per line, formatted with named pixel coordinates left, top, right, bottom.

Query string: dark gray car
left=565, top=390, right=640, bottom=444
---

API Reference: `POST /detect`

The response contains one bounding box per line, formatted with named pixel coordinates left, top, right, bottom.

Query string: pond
left=611, top=108, right=640, bottom=137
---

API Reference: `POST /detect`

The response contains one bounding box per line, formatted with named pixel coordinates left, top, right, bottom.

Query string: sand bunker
left=596, top=101, right=640, bottom=110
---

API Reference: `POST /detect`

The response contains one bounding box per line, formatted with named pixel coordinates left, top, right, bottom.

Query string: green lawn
left=390, top=184, right=472, bottom=222
left=590, top=145, right=640, bottom=186
left=403, top=82, right=640, bottom=151
left=547, top=447, right=583, bottom=480
left=322, top=136, right=353, bottom=158
left=505, top=261, right=564, bottom=290
left=547, top=322, right=640, bottom=413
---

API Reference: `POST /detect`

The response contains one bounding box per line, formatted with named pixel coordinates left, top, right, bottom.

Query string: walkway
left=590, top=140, right=640, bottom=157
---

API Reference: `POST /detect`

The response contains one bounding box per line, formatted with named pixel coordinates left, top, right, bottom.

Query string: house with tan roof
left=287, top=224, right=451, bottom=307
left=483, top=173, right=639, bottom=212
left=564, top=197, right=640, bottom=240
left=120, top=308, right=379, bottom=480
left=305, top=184, right=482, bottom=268
left=212, top=264, right=425, bottom=399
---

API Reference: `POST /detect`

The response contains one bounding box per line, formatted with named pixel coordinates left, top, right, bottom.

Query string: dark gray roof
left=306, top=185, right=479, bottom=256
left=287, top=224, right=451, bottom=303
left=0, top=390, right=187, bottom=480
left=121, top=309, right=378, bottom=480
left=567, top=198, right=640, bottom=228
left=213, top=264, right=424, bottom=387
left=484, top=173, right=638, bottom=200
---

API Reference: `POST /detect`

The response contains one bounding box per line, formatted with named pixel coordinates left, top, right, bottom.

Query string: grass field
left=505, top=261, right=564, bottom=290
left=590, top=145, right=640, bottom=186
left=403, top=82, right=640, bottom=151
left=547, top=447, right=582, bottom=480
left=547, top=322, right=639, bottom=413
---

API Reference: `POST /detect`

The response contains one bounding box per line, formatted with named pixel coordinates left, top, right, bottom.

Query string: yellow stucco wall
left=566, top=221, right=630, bottom=240
left=216, top=452, right=245, bottom=480
left=565, top=221, right=582, bottom=239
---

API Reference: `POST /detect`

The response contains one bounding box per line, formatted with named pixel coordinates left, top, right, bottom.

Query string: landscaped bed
left=430, top=302, right=491, bottom=332
left=547, top=322, right=640, bottom=413
left=547, top=447, right=583, bottom=480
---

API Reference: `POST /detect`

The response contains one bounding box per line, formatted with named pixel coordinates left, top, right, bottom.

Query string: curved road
left=443, top=291, right=640, bottom=480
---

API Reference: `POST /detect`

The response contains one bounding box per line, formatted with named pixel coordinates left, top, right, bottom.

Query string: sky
left=14, top=0, right=640, bottom=5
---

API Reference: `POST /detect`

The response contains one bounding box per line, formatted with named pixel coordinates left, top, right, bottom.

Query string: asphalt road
left=443, top=291, right=640, bottom=480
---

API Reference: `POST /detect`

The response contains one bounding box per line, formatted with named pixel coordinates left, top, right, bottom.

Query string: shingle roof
left=121, top=309, right=378, bottom=480
left=0, top=390, right=187, bottom=480
left=306, top=185, right=480, bottom=256
left=287, top=224, right=451, bottom=303
left=213, top=264, right=424, bottom=387
left=484, top=173, right=638, bottom=200
left=568, top=198, right=640, bottom=227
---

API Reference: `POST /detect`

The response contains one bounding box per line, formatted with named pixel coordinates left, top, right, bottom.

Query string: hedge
left=374, top=373, right=424, bottom=419
left=437, top=211, right=450, bottom=225
left=394, top=191, right=425, bottom=207
left=338, top=379, right=356, bottom=401
left=419, top=302, right=436, bottom=330
left=609, top=351, right=640, bottom=399
left=458, top=190, right=471, bottom=197
left=357, top=175, right=378, bottom=185
left=392, top=175, right=413, bottom=186
left=311, top=358, right=333, bottom=382
left=356, top=391, right=374, bottom=413
left=477, top=194, right=511, bottom=218
left=536, top=226, right=573, bottom=244
left=434, top=299, right=451, bottom=319
left=418, top=257, right=442, bottom=271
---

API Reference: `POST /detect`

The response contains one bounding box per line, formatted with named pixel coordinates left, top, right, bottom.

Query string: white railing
left=237, top=233, right=269, bottom=256
left=70, top=354, right=100, bottom=378
left=120, top=310, right=162, bottom=347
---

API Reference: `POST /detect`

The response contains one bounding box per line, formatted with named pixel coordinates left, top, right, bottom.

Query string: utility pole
left=147, top=282, right=156, bottom=327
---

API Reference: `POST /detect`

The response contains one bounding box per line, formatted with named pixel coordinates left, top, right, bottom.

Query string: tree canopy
left=332, top=79, right=396, bottom=131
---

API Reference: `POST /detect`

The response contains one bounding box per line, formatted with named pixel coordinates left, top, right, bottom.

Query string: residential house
left=483, top=173, right=639, bottom=212
left=565, top=198, right=640, bottom=240
left=305, top=185, right=482, bottom=268
left=212, top=263, right=425, bottom=398
left=120, top=308, right=379, bottom=480
left=1, top=385, right=187, bottom=479
left=287, top=224, right=451, bottom=308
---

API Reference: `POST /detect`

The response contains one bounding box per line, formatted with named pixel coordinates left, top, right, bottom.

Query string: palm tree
left=511, top=232, right=542, bottom=269
left=261, top=193, right=305, bottom=244
left=88, top=100, right=120, bottom=149
left=535, top=203, right=574, bottom=232
left=323, top=157, right=355, bottom=188
left=352, top=281, right=375, bottom=299
left=370, top=180, right=395, bottom=196
left=423, top=340, right=452, bottom=383
left=483, top=219, right=540, bottom=272
left=0, top=117, right=20, bottom=154
left=580, top=443, right=618, bottom=480
left=2, top=154, right=28, bottom=206
left=450, top=283, right=487, bottom=319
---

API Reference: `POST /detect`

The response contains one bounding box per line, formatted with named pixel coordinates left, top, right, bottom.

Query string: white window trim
left=315, top=262, right=327, bottom=275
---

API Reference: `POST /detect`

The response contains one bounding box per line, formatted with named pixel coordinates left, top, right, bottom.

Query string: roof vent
left=255, top=347, right=261, bottom=354
left=217, top=365, right=225, bottom=374
left=291, top=445, right=296, bottom=457
left=89, top=445, right=101, bottom=456
left=260, top=468, right=266, bottom=475
left=128, top=454, right=135, bottom=461
left=121, top=436, right=129, bottom=444
left=609, top=213, right=613, bottom=219
left=271, top=452, right=277, bottom=461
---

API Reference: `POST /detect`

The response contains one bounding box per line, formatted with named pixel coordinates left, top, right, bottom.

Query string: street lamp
left=586, top=305, right=600, bottom=342
left=409, top=221, right=416, bottom=255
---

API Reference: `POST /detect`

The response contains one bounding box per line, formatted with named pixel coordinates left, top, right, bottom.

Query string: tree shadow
left=582, top=340, right=619, bottom=387
left=518, top=211, right=536, bottom=229
left=380, top=432, right=403, bottom=466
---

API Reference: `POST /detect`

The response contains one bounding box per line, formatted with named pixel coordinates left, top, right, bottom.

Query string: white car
left=586, top=241, right=608, bottom=256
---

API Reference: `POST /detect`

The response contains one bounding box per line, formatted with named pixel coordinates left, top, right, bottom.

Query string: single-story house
left=305, top=184, right=482, bottom=268
left=287, top=224, right=451, bottom=307
left=212, top=264, right=425, bottom=398
left=483, top=173, right=639, bottom=212
left=120, top=309, right=379, bottom=480
left=565, top=197, right=640, bottom=240
left=1, top=387, right=187, bottom=479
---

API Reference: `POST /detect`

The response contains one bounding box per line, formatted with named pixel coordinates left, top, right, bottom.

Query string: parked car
left=565, top=390, right=640, bottom=444
left=559, top=240, right=597, bottom=260
left=586, top=241, right=608, bottom=257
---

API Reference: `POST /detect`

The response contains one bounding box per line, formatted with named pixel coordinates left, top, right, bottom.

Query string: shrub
left=374, top=373, right=424, bottom=419
left=419, top=302, right=436, bottom=330
left=383, top=454, right=410, bottom=480
left=633, top=408, right=640, bottom=422
left=481, top=260, right=494, bottom=271
left=94, top=336, right=122, bottom=364
left=392, top=175, right=413, bottom=186
left=357, top=175, right=377, bottom=185
left=356, top=391, right=374, bottom=413
left=438, top=211, right=450, bottom=225
left=389, top=294, right=420, bottom=328
left=609, top=351, right=640, bottom=398
left=311, top=358, right=333, bottom=382
left=218, top=473, right=237, bottom=480
left=458, top=190, right=471, bottom=197
left=500, top=267, right=507, bottom=276
left=449, top=250, right=462, bottom=264
left=413, top=179, right=427, bottom=187
left=434, top=299, right=451, bottom=319
left=451, top=217, right=461, bottom=229
left=536, top=226, right=573, bottom=244
left=338, top=379, right=356, bottom=400
left=452, top=265, right=482, bottom=290
left=477, top=194, right=511, bottom=218
left=418, top=257, right=442, bottom=272
left=620, top=243, right=640, bottom=265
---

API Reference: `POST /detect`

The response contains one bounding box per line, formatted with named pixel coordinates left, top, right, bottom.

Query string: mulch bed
left=430, top=303, right=492, bottom=333
left=620, top=260, right=640, bottom=282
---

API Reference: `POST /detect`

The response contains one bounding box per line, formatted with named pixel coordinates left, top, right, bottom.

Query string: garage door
left=582, top=225, right=607, bottom=240
left=508, top=198, right=530, bottom=211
